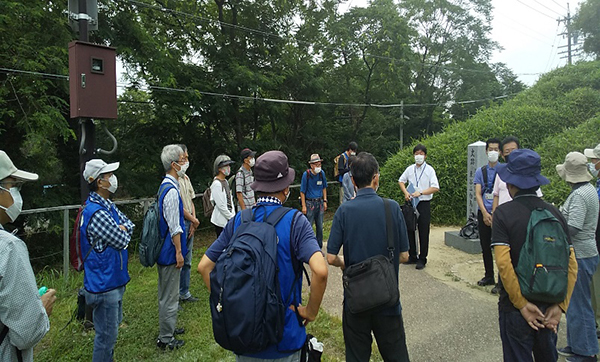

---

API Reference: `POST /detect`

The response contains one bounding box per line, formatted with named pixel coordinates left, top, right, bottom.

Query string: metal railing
left=20, top=181, right=341, bottom=280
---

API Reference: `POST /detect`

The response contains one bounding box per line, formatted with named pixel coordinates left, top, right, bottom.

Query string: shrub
left=380, top=61, right=600, bottom=225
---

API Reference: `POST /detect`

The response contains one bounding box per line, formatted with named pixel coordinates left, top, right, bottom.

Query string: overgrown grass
left=33, top=218, right=385, bottom=361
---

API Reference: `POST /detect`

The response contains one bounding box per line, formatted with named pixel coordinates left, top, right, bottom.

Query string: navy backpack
left=210, top=206, right=303, bottom=354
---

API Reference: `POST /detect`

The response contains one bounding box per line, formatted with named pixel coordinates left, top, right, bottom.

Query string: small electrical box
left=69, top=41, right=117, bottom=119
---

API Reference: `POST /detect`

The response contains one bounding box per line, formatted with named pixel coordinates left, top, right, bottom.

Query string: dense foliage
left=379, top=61, right=600, bottom=225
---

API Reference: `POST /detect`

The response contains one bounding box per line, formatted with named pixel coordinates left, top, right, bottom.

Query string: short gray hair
left=161, top=144, right=184, bottom=172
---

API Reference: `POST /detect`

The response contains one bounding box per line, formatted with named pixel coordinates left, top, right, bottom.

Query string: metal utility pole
left=78, top=0, right=95, bottom=203
left=399, top=100, right=404, bottom=150
left=557, top=3, right=574, bottom=65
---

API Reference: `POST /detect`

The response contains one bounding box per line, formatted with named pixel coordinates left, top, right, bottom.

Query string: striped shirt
left=560, top=182, right=599, bottom=258
left=235, top=166, right=255, bottom=209
left=162, top=175, right=184, bottom=237
left=86, top=192, right=134, bottom=252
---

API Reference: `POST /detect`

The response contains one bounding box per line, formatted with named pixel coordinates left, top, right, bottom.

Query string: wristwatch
left=323, top=199, right=328, bottom=203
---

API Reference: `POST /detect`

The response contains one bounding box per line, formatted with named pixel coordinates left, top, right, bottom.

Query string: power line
left=532, top=0, right=564, bottom=16
left=494, top=10, right=556, bottom=45
left=549, top=0, right=568, bottom=12
left=0, top=67, right=520, bottom=108
left=514, top=0, right=556, bottom=20
left=115, top=0, right=541, bottom=77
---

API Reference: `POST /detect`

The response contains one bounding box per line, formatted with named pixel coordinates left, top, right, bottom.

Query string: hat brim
left=308, top=159, right=323, bottom=164
left=556, top=163, right=592, bottom=183
left=497, top=163, right=550, bottom=189
left=11, top=169, right=39, bottom=181
left=250, top=168, right=296, bottom=193
left=100, top=162, right=120, bottom=175
left=218, top=160, right=235, bottom=168
left=584, top=149, right=596, bottom=158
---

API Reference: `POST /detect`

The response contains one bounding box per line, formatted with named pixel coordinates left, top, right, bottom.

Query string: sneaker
left=180, top=295, right=199, bottom=303
left=558, top=346, right=575, bottom=358
left=566, top=354, right=597, bottom=362
left=174, top=327, right=185, bottom=335
left=477, top=277, right=495, bottom=286
left=157, top=337, right=185, bottom=350
left=416, top=261, right=426, bottom=270
left=491, top=284, right=500, bottom=295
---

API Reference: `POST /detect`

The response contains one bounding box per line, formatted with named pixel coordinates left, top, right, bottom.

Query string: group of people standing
left=473, top=136, right=600, bottom=362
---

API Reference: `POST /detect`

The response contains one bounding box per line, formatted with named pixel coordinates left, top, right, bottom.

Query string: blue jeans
left=179, top=221, right=193, bottom=299
left=567, top=255, right=599, bottom=357
left=499, top=306, right=558, bottom=362
left=85, top=286, right=125, bottom=362
left=305, top=199, right=324, bottom=248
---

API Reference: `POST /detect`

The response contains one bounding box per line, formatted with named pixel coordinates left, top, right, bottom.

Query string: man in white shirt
left=398, top=144, right=440, bottom=270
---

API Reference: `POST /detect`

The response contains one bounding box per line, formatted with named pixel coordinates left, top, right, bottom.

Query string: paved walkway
left=319, top=226, right=569, bottom=362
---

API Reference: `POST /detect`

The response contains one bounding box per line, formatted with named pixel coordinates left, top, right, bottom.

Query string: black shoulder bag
left=342, top=198, right=400, bottom=314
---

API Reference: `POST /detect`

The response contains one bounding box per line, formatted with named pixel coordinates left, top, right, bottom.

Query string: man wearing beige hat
left=584, top=144, right=600, bottom=340
left=0, top=151, right=56, bottom=362
left=556, top=152, right=599, bottom=362
left=300, top=154, right=328, bottom=248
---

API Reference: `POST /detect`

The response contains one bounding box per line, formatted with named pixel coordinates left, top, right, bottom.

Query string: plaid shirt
left=86, top=192, right=135, bottom=252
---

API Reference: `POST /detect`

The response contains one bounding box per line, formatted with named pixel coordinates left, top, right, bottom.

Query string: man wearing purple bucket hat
left=198, top=150, right=328, bottom=361
left=491, top=149, right=578, bottom=362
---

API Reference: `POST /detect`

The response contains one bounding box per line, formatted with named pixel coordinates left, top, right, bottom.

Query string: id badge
left=317, top=181, right=323, bottom=186
left=485, top=192, right=494, bottom=200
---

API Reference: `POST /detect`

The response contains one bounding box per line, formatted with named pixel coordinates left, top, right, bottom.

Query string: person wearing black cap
left=491, top=149, right=577, bottom=362
left=198, top=150, right=328, bottom=361
left=235, top=148, right=257, bottom=211
left=210, top=155, right=236, bottom=237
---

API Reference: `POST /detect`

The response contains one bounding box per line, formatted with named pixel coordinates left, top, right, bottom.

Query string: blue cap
left=497, top=149, right=550, bottom=189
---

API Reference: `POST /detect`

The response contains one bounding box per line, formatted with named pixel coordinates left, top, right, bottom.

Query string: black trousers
left=407, top=201, right=431, bottom=263
left=342, top=309, right=410, bottom=362
left=214, top=225, right=224, bottom=238
left=477, top=210, right=494, bottom=279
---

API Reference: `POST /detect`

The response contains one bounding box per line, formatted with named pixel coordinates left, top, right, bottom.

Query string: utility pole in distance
left=557, top=3, right=574, bottom=65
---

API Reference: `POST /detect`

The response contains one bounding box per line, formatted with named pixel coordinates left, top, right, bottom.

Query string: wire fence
left=20, top=181, right=342, bottom=280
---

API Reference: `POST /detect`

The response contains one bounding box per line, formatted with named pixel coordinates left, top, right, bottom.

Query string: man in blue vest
left=300, top=154, right=328, bottom=248
left=81, top=159, right=134, bottom=361
left=156, top=144, right=188, bottom=350
left=198, top=150, right=328, bottom=361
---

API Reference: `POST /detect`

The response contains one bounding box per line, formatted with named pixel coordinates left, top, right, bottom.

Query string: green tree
left=573, top=0, right=600, bottom=59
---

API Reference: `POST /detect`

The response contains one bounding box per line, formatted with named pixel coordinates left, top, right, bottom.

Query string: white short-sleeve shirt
left=398, top=162, right=439, bottom=201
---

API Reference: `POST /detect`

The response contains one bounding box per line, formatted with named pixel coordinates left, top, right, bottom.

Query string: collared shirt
left=493, top=175, right=543, bottom=206
left=0, top=225, right=49, bottom=362
left=398, top=162, right=439, bottom=201
left=560, top=182, right=599, bottom=258
left=235, top=166, right=255, bottom=209
left=162, top=175, right=183, bottom=237
left=327, top=188, right=409, bottom=315
left=86, top=192, right=134, bottom=252
left=473, top=164, right=498, bottom=213
left=178, top=174, right=196, bottom=214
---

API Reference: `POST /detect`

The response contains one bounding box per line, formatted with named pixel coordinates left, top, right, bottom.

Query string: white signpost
left=466, top=141, right=488, bottom=219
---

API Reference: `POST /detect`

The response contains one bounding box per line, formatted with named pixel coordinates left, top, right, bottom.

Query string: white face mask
left=100, top=174, right=118, bottom=194
left=0, top=186, right=23, bottom=222
left=314, top=166, right=322, bottom=174
left=222, top=166, right=231, bottom=177
left=588, top=163, right=599, bottom=178
left=176, top=162, right=189, bottom=177
left=350, top=152, right=356, bottom=156
left=414, top=155, right=425, bottom=165
left=284, top=190, right=290, bottom=204
left=487, top=151, right=499, bottom=163
left=249, top=158, right=255, bottom=167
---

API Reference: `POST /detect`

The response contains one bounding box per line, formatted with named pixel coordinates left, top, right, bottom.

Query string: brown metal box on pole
left=69, top=41, right=117, bottom=119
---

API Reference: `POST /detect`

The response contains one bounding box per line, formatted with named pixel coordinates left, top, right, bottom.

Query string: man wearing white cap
left=0, top=151, right=56, bottom=362
left=300, top=154, right=328, bottom=248
left=80, top=159, right=134, bottom=361
left=556, top=152, right=599, bottom=362
left=584, top=144, right=600, bottom=339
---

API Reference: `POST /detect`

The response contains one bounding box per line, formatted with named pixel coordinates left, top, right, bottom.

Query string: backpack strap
left=264, top=206, right=291, bottom=226
left=481, top=165, right=488, bottom=192
left=0, top=326, right=23, bottom=362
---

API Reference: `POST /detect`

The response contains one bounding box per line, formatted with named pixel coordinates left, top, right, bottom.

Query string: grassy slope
left=34, top=216, right=382, bottom=361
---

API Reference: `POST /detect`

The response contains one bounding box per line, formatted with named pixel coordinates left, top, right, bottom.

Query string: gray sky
left=490, top=0, right=583, bottom=85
